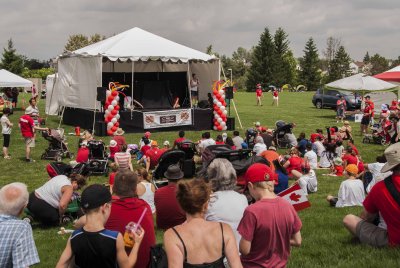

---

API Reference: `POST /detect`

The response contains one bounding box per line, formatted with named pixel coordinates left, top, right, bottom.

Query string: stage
left=62, top=107, right=213, bottom=135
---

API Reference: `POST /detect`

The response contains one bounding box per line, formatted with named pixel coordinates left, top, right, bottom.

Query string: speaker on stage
left=95, top=121, right=107, bottom=136
left=96, top=87, right=107, bottom=102
left=226, top=117, right=235, bottom=130
left=225, top=87, right=234, bottom=99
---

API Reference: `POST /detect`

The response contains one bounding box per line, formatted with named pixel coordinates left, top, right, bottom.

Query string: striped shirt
left=114, top=152, right=131, bottom=169
left=0, top=214, right=40, bottom=268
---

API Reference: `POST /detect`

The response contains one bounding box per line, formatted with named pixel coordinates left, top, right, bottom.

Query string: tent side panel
left=190, top=61, right=219, bottom=101
left=57, top=56, right=102, bottom=109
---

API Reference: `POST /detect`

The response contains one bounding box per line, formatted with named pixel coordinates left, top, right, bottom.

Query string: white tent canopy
left=0, top=69, right=33, bottom=88
left=325, top=73, right=398, bottom=93
left=49, top=27, right=220, bottom=115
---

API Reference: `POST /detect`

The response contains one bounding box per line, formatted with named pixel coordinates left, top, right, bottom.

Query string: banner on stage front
left=143, top=109, right=192, bottom=129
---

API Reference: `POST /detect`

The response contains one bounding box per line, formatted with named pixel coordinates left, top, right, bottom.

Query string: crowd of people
left=1, top=103, right=400, bottom=266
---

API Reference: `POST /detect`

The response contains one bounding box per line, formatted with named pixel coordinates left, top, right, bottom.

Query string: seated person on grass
left=56, top=184, right=145, bottom=268
left=327, top=164, right=365, bottom=207
left=291, top=164, right=318, bottom=195
left=144, top=141, right=163, bottom=172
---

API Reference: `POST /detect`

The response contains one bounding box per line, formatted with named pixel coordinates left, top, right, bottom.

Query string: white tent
left=325, top=73, right=398, bottom=93
left=50, top=27, right=219, bottom=115
left=0, top=69, right=33, bottom=88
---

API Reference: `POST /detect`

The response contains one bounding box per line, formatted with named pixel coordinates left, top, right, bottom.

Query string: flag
left=278, top=183, right=311, bottom=211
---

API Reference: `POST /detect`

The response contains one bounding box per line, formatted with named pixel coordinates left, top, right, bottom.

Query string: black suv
left=312, top=88, right=361, bottom=110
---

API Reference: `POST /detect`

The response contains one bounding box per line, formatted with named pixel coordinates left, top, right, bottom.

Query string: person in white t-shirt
left=304, top=143, right=317, bottom=170
left=205, top=158, right=248, bottom=250
left=312, top=136, right=325, bottom=157
left=252, top=136, right=267, bottom=156
left=327, top=164, right=365, bottom=207
left=198, top=132, right=216, bottom=154
left=1, top=108, right=13, bottom=159
left=292, top=165, right=318, bottom=195
left=232, top=130, right=244, bottom=149
left=365, top=155, right=392, bottom=193
left=190, top=73, right=200, bottom=107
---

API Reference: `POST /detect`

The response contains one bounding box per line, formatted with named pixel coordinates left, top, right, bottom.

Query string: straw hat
left=163, top=140, right=170, bottom=146
left=109, top=140, right=117, bottom=148
left=381, top=143, right=400, bottom=173
left=114, top=128, right=125, bottom=136
left=344, top=121, right=350, bottom=125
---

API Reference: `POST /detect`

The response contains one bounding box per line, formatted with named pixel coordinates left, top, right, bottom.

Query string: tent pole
left=92, top=98, right=97, bottom=135
left=131, top=61, right=134, bottom=119
left=187, top=62, right=192, bottom=108
left=58, top=105, right=66, bottom=129
left=46, top=72, right=58, bottom=120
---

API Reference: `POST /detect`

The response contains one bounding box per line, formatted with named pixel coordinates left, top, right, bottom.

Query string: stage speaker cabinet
left=95, top=121, right=107, bottom=136
left=96, top=87, right=107, bottom=102
left=226, top=117, right=235, bottom=130
left=225, top=87, right=234, bottom=99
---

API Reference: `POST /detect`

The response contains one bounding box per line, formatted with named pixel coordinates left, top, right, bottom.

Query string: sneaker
left=4, top=156, right=11, bottom=159
left=26, top=158, right=36, bottom=163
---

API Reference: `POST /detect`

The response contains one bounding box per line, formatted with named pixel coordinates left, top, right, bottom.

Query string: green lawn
left=2, top=92, right=400, bottom=267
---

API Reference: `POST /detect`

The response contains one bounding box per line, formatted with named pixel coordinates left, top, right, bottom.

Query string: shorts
left=329, top=197, right=338, bottom=207
left=273, top=96, right=279, bottom=100
left=356, top=219, right=388, bottom=247
left=336, top=109, right=344, bottom=117
left=3, top=134, right=10, bottom=148
left=191, top=90, right=198, bottom=97
left=361, top=116, right=370, bottom=125
left=25, top=137, right=35, bottom=147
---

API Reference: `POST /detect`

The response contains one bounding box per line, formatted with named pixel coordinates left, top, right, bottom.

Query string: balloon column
left=104, top=83, right=121, bottom=136
left=212, top=80, right=228, bottom=131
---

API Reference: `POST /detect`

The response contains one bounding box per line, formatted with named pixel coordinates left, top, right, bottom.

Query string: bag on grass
left=150, top=243, right=168, bottom=268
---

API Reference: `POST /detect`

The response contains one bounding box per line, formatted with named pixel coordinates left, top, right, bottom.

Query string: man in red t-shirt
left=255, top=84, right=263, bottom=106
left=238, top=163, right=302, bottom=267
left=145, top=141, right=163, bottom=171
left=19, top=112, right=48, bottom=162
left=154, top=164, right=186, bottom=230
left=342, top=147, right=358, bottom=166
left=361, top=101, right=372, bottom=134
left=343, top=143, right=400, bottom=247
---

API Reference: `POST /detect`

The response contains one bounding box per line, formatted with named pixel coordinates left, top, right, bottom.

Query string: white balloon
left=214, top=114, right=220, bottom=119
left=115, top=96, right=120, bottom=101
left=217, top=118, right=223, bottom=123
left=115, top=114, right=120, bottom=120
left=217, top=102, right=222, bottom=107
left=219, top=89, right=224, bottom=95
left=111, top=100, right=118, bottom=106
left=213, top=99, right=218, bottom=104
left=220, top=106, right=225, bottom=111
left=223, top=126, right=227, bottom=130
left=220, top=122, right=226, bottom=127
left=106, top=90, right=111, bottom=97
left=111, top=118, right=117, bottom=123
left=107, top=122, right=113, bottom=128
left=213, top=126, right=217, bottom=130
left=108, top=105, right=114, bottom=111
left=105, top=109, right=110, bottom=115
left=223, top=110, right=228, bottom=115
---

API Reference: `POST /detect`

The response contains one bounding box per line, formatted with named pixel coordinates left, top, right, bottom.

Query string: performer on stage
left=173, top=96, right=180, bottom=109
left=256, top=84, right=263, bottom=106
left=190, top=73, right=200, bottom=108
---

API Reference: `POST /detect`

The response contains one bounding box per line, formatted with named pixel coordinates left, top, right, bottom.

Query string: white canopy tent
left=49, top=27, right=219, bottom=115
left=325, top=73, right=398, bottom=93
left=0, top=69, right=33, bottom=88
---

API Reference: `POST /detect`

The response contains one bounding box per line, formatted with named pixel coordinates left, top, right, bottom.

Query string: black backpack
left=150, top=244, right=168, bottom=268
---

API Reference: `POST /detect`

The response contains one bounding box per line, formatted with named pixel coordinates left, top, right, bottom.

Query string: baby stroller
left=153, top=150, right=185, bottom=181
left=177, top=140, right=197, bottom=178
left=86, top=140, right=108, bottom=175
left=46, top=162, right=90, bottom=178
left=362, top=123, right=389, bottom=145
left=245, top=128, right=258, bottom=149
left=274, top=120, right=293, bottom=149
left=41, top=129, right=74, bottom=162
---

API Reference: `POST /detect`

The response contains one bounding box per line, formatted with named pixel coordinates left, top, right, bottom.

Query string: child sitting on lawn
left=324, top=157, right=344, bottom=177
left=56, top=184, right=144, bottom=268
left=108, top=162, right=119, bottom=193
left=326, top=164, right=365, bottom=208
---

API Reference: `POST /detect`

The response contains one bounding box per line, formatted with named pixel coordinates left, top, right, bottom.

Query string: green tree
left=21, top=67, right=55, bottom=80
left=299, top=37, right=321, bottom=91
left=246, top=27, right=275, bottom=91
left=328, top=46, right=351, bottom=81
left=0, top=39, right=24, bottom=75
left=230, top=47, right=252, bottom=90
left=64, top=34, right=105, bottom=52
left=369, top=53, right=389, bottom=75
left=363, top=51, right=370, bottom=63
left=272, top=28, right=296, bottom=87
left=389, top=56, right=400, bottom=68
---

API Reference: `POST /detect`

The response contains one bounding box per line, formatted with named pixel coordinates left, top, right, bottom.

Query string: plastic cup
left=123, top=222, right=139, bottom=248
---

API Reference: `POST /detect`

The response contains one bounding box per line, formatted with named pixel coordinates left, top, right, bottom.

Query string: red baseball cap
left=244, top=163, right=278, bottom=185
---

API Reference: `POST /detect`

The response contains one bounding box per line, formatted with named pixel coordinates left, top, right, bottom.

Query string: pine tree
left=0, top=39, right=24, bottom=75
left=363, top=51, right=370, bottom=63
left=246, top=27, right=275, bottom=91
left=370, top=53, right=389, bottom=75
left=64, top=34, right=105, bottom=52
left=299, top=38, right=321, bottom=91
left=272, top=28, right=294, bottom=87
left=328, top=46, right=351, bottom=81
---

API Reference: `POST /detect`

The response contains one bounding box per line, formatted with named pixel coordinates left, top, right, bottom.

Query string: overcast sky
left=1, top=0, right=399, bottom=61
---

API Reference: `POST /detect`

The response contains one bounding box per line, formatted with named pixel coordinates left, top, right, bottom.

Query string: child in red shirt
left=108, top=162, right=119, bottom=193
left=108, top=140, right=120, bottom=160
left=76, top=141, right=89, bottom=163
left=272, top=89, right=279, bottom=106
left=255, top=84, right=263, bottom=106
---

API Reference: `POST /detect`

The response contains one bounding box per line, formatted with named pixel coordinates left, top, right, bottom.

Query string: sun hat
left=222, top=132, right=228, bottom=138
left=268, top=146, right=277, bottom=151
left=81, top=141, right=88, bottom=147
left=345, top=164, right=358, bottom=175
left=381, top=143, right=400, bottom=173
left=255, top=121, right=261, bottom=127
left=244, top=163, right=278, bottom=185
left=164, top=164, right=184, bottom=180
left=114, top=128, right=125, bottom=136
left=144, top=131, right=151, bottom=138
left=151, top=140, right=158, bottom=147
left=344, top=121, right=350, bottom=125
left=109, top=140, right=117, bottom=148
left=81, top=184, right=112, bottom=210
left=163, top=140, right=170, bottom=146
left=334, top=157, right=343, bottom=166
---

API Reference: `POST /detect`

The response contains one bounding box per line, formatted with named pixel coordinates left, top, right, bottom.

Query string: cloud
left=0, top=0, right=399, bottom=61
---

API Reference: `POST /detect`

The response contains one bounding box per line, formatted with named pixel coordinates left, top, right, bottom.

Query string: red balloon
left=216, top=93, right=221, bottom=99
left=111, top=91, right=118, bottom=96
left=114, top=105, right=120, bottom=111
left=114, top=122, right=120, bottom=127
left=107, top=115, right=113, bottom=122
left=213, top=105, right=217, bottom=110
left=217, top=109, right=223, bottom=115
left=111, top=109, right=117, bottom=116
left=217, top=126, right=222, bottom=131
left=105, top=101, right=110, bottom=107
left=213, top=90, right=218, bottom=95
left=107, top=130, right=114, bottom=136
left=111, top=126, right=117, bottom=132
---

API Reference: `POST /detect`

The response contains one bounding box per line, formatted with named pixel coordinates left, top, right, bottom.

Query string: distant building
left=350, top=61, right=372, bottom=75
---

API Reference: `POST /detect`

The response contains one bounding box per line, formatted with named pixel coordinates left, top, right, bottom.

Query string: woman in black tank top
left=163, top=179, right=242, bottom=268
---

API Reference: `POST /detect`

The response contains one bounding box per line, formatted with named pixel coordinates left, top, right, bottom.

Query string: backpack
left=150, top=244, right=168, bottom=268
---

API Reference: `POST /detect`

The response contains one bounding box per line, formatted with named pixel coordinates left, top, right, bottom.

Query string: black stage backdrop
left=102, top=72, right=189, bottom=109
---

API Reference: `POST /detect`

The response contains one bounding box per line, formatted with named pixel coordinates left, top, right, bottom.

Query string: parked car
left=312, top=88, right=361, bottom=110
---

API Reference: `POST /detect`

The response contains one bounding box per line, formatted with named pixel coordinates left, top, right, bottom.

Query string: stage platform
left=62, top=107, right=213, bottom=135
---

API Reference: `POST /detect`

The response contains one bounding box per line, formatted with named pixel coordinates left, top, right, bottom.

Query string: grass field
left=2, top=92, right=400, bottom=267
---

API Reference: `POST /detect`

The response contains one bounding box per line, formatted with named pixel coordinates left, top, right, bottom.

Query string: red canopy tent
left=374, top=65, right=400, bottom=83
